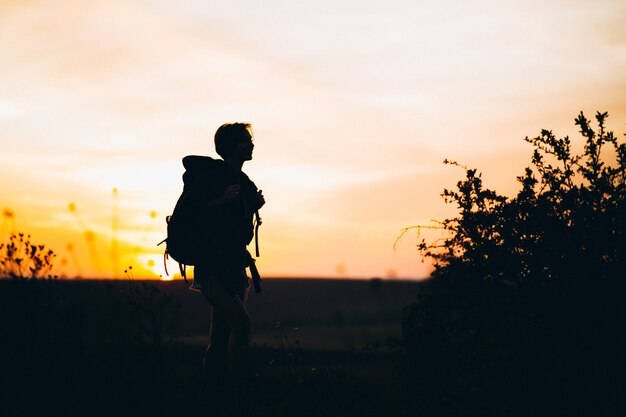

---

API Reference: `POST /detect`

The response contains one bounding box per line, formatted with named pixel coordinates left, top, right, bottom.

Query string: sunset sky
left=1, top=0, right=625, bottom=279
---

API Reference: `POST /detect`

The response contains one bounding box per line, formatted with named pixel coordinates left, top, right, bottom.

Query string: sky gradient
left=1, top=0, right=625, bottom=279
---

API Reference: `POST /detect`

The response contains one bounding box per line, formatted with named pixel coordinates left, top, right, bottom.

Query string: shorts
left=192, top=256, right=249, bottom=299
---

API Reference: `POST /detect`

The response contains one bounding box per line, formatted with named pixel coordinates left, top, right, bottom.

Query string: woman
left=181, top=122, right=264, bottom=387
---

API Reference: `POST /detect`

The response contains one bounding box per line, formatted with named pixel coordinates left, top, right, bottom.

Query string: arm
left=207, top=184, right=241, bottom=208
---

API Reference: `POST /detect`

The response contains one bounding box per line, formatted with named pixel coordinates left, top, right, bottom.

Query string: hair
left=214, top=122, right=253, bottom=158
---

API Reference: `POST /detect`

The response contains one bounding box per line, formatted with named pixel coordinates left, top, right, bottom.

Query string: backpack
left=158, top=159, right=263, bottom=292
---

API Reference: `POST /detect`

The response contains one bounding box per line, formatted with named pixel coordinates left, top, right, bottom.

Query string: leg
left=201, top=288, right=230, bottom=377
left=209, top=307, right=230, bottom=354
left=207, top=276, right=251, bottom=382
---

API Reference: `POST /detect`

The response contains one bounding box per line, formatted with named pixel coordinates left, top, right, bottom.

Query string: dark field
left=0, top=278, right=424, bottom=417
left=3, top=277, right=421, bottom=349
left=1, top=277, right=621, bottom=417
left=178, top=277, right=420, bottom=350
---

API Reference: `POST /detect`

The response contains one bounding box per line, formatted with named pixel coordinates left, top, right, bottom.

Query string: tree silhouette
left=401, top=112, right=625, bottom=416
left=414, top=111, right=625, bottom=287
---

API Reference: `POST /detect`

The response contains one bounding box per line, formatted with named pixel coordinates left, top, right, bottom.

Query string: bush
left=401, top=112, right=625, bottom=416
left=415, top=111, right=625, bottom=286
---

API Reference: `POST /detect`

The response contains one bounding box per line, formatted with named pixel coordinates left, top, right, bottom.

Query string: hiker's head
left=214, top=123, right=254, bottom=160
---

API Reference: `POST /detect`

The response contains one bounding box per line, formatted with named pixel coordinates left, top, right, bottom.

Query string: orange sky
left=1, top=0, right=625, bottom=279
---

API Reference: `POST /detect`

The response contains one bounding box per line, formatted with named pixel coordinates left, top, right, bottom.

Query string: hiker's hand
left=208, top=184, right=240, bottom=207
left=222, top=184, right=241, bottom=201
left=257, top=190, right=265, bottom=209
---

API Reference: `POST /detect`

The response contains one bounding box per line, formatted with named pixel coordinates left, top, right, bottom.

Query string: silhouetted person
left=180, top=122, right=264, bottom=396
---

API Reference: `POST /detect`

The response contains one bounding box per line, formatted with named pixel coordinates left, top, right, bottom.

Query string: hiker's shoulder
left=182, top=155, right=226, bottom=171
left=182, top=155, right=230, bottom=182
left=239, top=171, right=257, bottom=189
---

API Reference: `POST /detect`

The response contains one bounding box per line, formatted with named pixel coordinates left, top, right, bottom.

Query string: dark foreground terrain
left=0, top=278, right=423, bottom=417
left=1, top=277, right=622, bottom=417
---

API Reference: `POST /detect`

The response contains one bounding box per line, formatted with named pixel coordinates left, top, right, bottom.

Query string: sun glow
left=136, top=254, right=172, bottom=281
left=1, top=0, right=624, bottom=279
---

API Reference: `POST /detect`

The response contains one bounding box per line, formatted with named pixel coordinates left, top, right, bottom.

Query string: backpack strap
left=160, top=247, right=190, bottom=288
left=158, top=239, right=172, bottom=278
left=245, top=250, right=262, bottom=294
left=254, top=210, right=262, bottom=257
left=179, top=263, right=188, bottom=285
left=163, top=250, right=169, bottom=277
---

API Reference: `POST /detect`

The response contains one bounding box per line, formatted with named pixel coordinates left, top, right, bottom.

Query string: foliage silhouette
left=401, top=111, right=625, bottom=416
left=406, top=111, right=625, bottom=285
left=0, top=232, right=56, bottom=279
